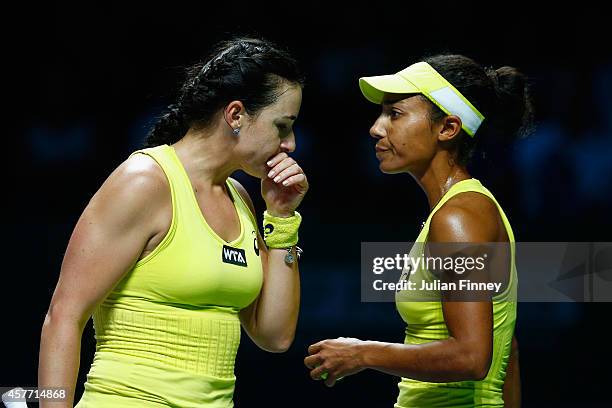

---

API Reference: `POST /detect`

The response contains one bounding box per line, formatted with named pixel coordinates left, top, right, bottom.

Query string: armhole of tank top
left=227, top=178, right=259, bottom=231
left=473, top=192, right=515, bottom=302
left=131, top=150, right=178, bottom=268
left=425, top=188, right=516, bottom=301
left=493, top=211, right=516, bottom=302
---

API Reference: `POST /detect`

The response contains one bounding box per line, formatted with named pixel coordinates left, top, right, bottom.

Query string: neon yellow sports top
left=395, top=178, right=517, bottom=408
left=75, top=144, right=263, bottom=408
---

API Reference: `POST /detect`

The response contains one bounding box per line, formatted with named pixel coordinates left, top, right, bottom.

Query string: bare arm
left=38, top=155, right=168, bottom=407
left=306, top=197, right=504, bottom=386
left=503, top=335, right=521, bottom=407
left=306, top=299, right=493, bottom=385
left=359, top=299, right=493, bottom=382
left=232, top=179, right=301, bottom=353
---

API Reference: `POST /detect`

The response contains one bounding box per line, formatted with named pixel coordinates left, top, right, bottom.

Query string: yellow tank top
left=395, top=178, right=517, bottom=408
left=75, top=144, right=263, bottom=408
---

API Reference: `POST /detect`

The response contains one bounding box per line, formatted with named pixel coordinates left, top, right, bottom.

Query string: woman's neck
left=416, top=152, right=471, bottom=210
left=170, top=128, right=238, bottom=190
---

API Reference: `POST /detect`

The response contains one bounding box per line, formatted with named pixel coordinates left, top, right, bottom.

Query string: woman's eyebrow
left=382, top=101, right=403, bottom=108
left=382, top=102, right=400, bottom=109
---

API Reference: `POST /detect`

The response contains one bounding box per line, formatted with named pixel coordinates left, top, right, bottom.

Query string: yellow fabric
left=394, top=178, right=517, bottom=408
left=75, top=144, right=263, bottom=407
left=262, top=210, right=302, bottom=247
left=359, top=61, right=485, bottom=136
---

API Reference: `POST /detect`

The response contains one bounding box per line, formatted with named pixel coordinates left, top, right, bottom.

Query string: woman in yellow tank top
left=305, top=55, right=534, bottom=407
left=39, top=37, right=308, bottom=407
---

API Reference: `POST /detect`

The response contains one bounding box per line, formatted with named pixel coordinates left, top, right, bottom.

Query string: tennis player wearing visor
left=305, top=55, right=533, bottom=407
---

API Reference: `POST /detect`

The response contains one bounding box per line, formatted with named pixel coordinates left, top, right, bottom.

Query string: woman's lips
left=375, top=147, right=390, bottom=160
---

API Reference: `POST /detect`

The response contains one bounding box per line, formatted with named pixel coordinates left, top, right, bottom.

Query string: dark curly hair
left=144, top=37, right=305, bottom=148
left=421, top=54, right=535, bottom=166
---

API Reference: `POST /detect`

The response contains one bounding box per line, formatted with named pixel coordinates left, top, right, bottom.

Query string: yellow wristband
left=263, top=211, right=302, bottom=248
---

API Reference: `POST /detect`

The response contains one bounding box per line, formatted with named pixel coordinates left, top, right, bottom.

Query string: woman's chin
left=378, top=161, right=397, bottom=174
left=241, top=164, right=267, bottom=179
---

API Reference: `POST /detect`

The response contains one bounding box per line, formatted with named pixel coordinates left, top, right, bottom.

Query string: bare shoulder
left=98, top=153, right=168, bottom=201
left=88, top=153, right=171, bottom=230
left=430, top=192, right=501, bottom=242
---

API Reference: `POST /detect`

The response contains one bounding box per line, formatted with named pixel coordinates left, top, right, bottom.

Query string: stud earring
left=233, top=127, right=240, bottom=135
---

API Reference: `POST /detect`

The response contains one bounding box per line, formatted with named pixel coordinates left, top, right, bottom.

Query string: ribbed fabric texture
left=92, top=305, right=241, bottom=378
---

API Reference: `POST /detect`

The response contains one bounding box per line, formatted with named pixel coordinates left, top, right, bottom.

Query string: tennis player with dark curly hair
left=39, top=37, right=307, bottom=407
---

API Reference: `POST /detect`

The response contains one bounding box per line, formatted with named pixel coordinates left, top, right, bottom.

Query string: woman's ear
left=437, top=115, right=463, bottom=142
left=224, top=100, right=245, bottom=129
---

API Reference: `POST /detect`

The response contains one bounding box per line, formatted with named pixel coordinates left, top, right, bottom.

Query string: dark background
left=3, top=2, right=612, bottom=407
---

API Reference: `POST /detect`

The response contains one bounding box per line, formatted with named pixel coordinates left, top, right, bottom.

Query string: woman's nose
left=370, top=117, right=385, bottom=139
left=280, top=132, right=296, bottom=153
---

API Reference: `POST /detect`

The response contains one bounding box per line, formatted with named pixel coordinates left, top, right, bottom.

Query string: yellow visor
left=359, top=61, right=485, bottom=137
